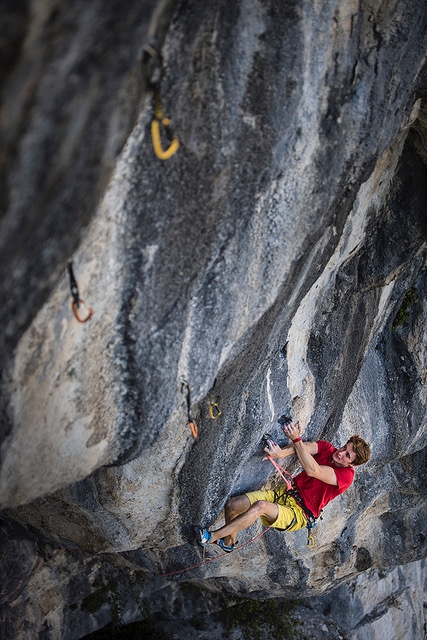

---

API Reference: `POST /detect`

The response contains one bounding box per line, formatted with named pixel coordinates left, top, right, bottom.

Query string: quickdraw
left=306, top=520, right=316, bottom=548
left=142, top=43, right=179, bottom=161
left=151, top=90, right=180, bottom=160
left=67, top=262, right=93, bottom=323
left=180, top=378, right=198, bottom=438
left=209, top=397, right=221, bottom=419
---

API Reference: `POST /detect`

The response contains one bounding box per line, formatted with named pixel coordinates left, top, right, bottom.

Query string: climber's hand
left=263, top=439, right=283, bottom=459
left=283, top=421, right=301, bottom=440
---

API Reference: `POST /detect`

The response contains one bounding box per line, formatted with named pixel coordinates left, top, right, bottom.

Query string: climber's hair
left=347, top=434, right=371, bottom=466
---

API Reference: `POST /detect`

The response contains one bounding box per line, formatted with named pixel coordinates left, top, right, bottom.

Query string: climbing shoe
left=216, top=538, right=237, bottom=553
left=197, top=528, right=212, bottom=546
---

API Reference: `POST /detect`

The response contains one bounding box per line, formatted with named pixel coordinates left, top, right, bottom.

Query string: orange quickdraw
left=189, top=420, right=198, bottom=438
left=181, top=378, right=198, bottom=438
left=72, top=299, right=94, bottom=323
left=68, top=262, right=93, bottom=324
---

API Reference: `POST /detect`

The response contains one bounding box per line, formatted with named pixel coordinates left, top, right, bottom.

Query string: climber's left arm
left=264, top=439, right=318, bottom=459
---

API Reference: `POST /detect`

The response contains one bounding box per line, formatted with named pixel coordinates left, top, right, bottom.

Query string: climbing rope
left=155, top=444, right=318, bottom=578
left=156, top=526, right=272, bottom=578
left=265, top=453, right=294, bottom=491
left=3, top=541, right=80, bottom=639
left=180, top=378, right=198, bottom=438
left=151, top=89, right=180, bottom=160
left=67, top=262, right=93, bottom=323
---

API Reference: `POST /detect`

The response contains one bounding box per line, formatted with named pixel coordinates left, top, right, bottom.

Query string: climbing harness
left=67, top=262, right=93, bottom=323
left=265, top=452, right=320, bottom=547
left=151, top=89, right=180, bottom=160
left=209, top=396, right=221, bottom=419
left=180, top=378, right=198, bottom=438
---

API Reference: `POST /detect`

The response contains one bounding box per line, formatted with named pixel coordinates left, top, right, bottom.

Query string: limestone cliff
left=1, top=0, right=427, bottom=638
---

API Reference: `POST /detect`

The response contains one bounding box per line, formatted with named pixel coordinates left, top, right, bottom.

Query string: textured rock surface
left=1, top=0, right=427, bottom=638
left=1, top=515, right=425, bottom=640
left=0, top=0, right=165, bottom=365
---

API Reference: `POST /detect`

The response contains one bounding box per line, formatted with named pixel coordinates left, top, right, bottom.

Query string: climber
left=198, top=421, right=370, bottom=552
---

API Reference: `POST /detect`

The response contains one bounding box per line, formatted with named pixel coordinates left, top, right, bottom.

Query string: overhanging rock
left=1, top=0, right=427, bottom=635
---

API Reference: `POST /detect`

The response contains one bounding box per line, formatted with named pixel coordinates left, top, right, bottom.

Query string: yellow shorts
left=245, top=485, right=307, bottom=531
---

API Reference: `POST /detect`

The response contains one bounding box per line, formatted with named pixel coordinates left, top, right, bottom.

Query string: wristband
left=292, top=437, right=302, bottom=443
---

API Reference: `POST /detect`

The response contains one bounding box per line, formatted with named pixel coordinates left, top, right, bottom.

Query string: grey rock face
left=1, top=0, right=427, bottom=638
left=1, top=516, right=425, bottom=640
left=0, top=0, right=164, bottom=363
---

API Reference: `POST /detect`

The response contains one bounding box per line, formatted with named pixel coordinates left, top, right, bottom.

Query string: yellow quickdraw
left=306, top=519, right=317, bottom=547
left=209, top=398, right=222, bottom=419
left=151, top=91, right=179, bottom=160
left=307, top=529, right=315, bottom=547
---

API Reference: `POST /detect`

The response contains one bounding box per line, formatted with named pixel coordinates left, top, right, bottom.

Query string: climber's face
left=332, top=442, right=356, bottom=467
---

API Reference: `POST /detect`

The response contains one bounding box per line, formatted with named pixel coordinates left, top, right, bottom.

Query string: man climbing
left=198, top=421, right=371, bottom=552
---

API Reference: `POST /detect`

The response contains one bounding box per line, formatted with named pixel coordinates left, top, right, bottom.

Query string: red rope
left=157, top=526, right=272, bottom=577
left=3, top=544, right=81, bottom=639
left=156, top=456, right=294, bottom=578
left=265, top=454, right=294, bottom=490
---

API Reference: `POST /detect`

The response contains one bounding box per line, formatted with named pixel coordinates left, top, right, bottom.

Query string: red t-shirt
left=293, top=440, right=354, bottom=518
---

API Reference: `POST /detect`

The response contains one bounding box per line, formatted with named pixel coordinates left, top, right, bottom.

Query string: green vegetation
left=392, top=287, right=419, bottom=331
left=224, top=597, right=302, bottom=640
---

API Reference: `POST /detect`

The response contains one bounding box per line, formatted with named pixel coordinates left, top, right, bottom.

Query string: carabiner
left=307, top=531, right=315, bottom=547
left=151, top=118, right=180, bottom=160
left=68, top=262, right=93, bottom=323
left=209, top=398, right=221, bottom=419
left=180, top=377, right=198, bottom=438
left=72, top=299, right=94, bottom=323
left=151, top=90, right=179, bottom=160
left=306, top=519, right=316, bottom=547
left=189, top=420, right=199, bottom=438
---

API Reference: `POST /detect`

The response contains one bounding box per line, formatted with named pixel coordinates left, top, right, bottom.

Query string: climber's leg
left=209, top=500, right=278, bottom=544
left=222, top=494, right=251, bottom=547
